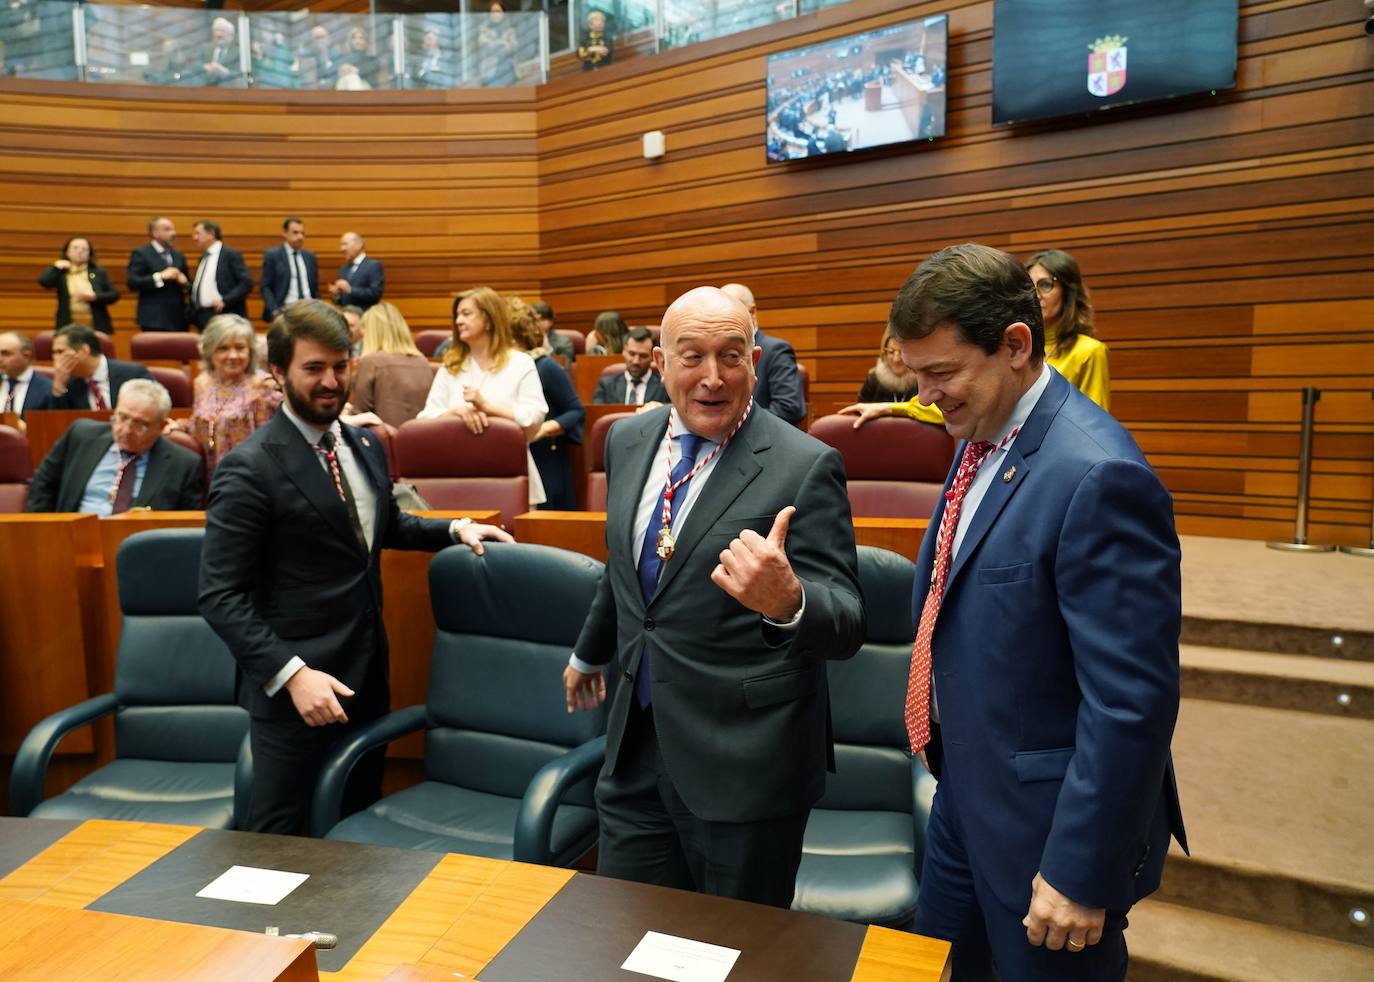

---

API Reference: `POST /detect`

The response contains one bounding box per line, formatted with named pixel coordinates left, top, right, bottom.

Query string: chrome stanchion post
left=1269, top=386, right=1336, bottom=552
left=1339, top=389, right=1374, bottom=557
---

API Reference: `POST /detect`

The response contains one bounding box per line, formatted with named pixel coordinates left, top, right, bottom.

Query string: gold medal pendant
left=655, top=527, right=675, bottom=561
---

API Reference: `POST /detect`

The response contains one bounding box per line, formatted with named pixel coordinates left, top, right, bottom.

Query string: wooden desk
left=0, top=818, right=950, bottom=982
left=515, top=511, right=929, bottom=563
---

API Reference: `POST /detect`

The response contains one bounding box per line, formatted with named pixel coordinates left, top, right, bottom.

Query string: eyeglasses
left=111, top=411, right=154, bottom=434
left=1033, top=277, right=1058, bottom=296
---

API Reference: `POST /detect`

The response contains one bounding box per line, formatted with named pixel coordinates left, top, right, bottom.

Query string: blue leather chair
left=10, top=528, right=251, bottom=827
left=791, top=545, right=936, bottom=928
left=312, top=543, right=607, bottom=867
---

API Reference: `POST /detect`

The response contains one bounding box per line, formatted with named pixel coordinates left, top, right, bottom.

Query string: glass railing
left=0, top=0, right=866, bottom=89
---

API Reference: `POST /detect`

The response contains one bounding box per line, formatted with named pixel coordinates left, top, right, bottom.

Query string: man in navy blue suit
left=720, top=283, right=806, bottom=426
left=259, top=216, right=319, bottom=323
left=0, top=332, right=53, bottom=422
left=331, top=232, right=384, bottom=312
left=898, top=244, right=1186, bottom=981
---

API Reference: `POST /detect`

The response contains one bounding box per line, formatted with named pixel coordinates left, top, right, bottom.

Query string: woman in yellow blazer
left=840, top=248, right=1109, bottom=426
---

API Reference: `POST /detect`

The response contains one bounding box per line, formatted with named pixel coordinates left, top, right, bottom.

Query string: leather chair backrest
left=414, top=330, right=450, bottom=357
left=586, top=411, right=634, bottom=512
left=809, top=415, right=955, bottom=519
left=394, top=417, right=528, bottom=525
left=362, top=421, right=398, bottom=481
left=0, top=424, right=29, bottom=512
left=131, top=332, right=200, bottom=363
left=600, top=363, right=627, bottom=381
left=113, top=529, right=247, bottom=764
left=559, top=329, right=586, bottom=355
left=162, top=429, right=206, bottom=504
left=146, top=366, right=193, bottom=408
left=818, top=546, right=916, bottom=814
left=797, top=361, right=810, bottom=402
left=35, top=331, right=114, bottom=360
left=424, top=544, right=606, bottom=803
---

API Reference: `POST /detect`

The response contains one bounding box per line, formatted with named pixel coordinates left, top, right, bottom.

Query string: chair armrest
left=9, top=693, right=118, bottom=817
left=514, top=735, right=607, bottom=865
left=309, top=705, right=426, bottom=838
left=232, top=731, right=253, bottom=831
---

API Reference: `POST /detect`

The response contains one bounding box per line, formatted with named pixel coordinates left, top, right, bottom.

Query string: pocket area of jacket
left=742, top=668, right=818, bottom=709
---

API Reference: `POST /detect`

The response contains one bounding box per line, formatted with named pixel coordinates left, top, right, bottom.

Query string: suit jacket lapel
left=133, top=438, right=171, bottom=507
left=653, top=412, right=765, bottom=600
left=64, top=426, right=113, bottom=512
left=342, top=423, right=390, bottom=553
left=944, top=372, right=1070, bottom=592
left=263, top=411, right=365, bottom=556
left=611, top=413, right=664, bottom=564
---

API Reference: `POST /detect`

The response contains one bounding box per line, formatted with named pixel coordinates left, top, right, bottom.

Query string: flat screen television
left=766, top=15, right=948, bottom=164
left=992, top=0, right=1238, bottom=126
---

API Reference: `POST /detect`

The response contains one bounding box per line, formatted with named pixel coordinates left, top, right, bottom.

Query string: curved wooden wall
left=1, top=0, right=1371, bottom=544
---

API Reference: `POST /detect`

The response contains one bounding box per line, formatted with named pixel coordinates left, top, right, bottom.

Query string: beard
left=283, top=373, right=349, bottom=426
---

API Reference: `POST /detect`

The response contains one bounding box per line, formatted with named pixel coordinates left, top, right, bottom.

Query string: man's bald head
left=719, top=282, right=758, bottom=328
left=655, top=287, right=760, bottom=441
left=662, top=286, right=755, bottom=347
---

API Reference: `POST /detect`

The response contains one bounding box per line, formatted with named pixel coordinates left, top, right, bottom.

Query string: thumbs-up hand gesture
left=710, top=506, right=803, bottom=622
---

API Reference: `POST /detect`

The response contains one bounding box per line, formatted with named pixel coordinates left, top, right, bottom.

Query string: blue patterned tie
left=636, top=432, right=704, bottom=707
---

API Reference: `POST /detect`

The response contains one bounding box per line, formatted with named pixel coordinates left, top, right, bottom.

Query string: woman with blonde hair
left=347, top=302, right=433, bottom=427
left=856, top=326, right=921, bottom=403
left=170, top=313, right=281, bottom=474
left=420, top=286, right=548, bottom=504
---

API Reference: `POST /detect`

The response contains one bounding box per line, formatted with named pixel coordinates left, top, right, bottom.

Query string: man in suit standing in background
left=332, top=232, right=384, bottom=312
left=898, top=244, right=1186, bottom=981
left=592, top=327, right=668, bottom=406
left=720, top=282, right=807, bottom=426
left=27, top=378, right=202, bottom=513
left=199, top=300, right=510, bottom=836
left=49, top=324, right=152, bottom=411
left=260, top=216, right=318, bottom=323
left=127, top=216, right=189, bottom=332
left=189, top=220, right=253, bottom=330
left=563, top=286, right=865, bottom=908
left=0, top=331, right=53, bottom=425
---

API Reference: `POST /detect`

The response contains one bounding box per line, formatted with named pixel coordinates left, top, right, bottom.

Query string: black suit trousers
left=244, top=676, right=388, bottom=837
left=595, top=702, right=810, bottom=909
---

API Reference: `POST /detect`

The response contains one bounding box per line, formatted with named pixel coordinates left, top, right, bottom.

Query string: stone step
left=1168, top=699, right=1374, bottom=945
left=1180, top=617, right=1374, bottom=662
left=1127, top=898, right=1374, bottom=982
left=1180, top=644, right=1374, bottom=718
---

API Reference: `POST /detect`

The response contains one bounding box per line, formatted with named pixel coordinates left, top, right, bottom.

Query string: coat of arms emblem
left=1088, top=34, right=1128, bottom=98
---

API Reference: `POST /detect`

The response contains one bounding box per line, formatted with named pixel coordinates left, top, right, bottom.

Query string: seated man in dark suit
left=592, top=327, right=668, bottom=406
left=49, top=324, right=153, bottom=411
left=331, top=232, right=384, bottom=312
left=27, top=378, right=202, bottom=513
left=126, top=216, right=189, bottom=332
left=259, top=216, right=319, bottom=323
left=189, top=220, right=254, bottom=330
left=0, top=331, right=53, bottom=426
left=721, top=282, right=807, bottom=426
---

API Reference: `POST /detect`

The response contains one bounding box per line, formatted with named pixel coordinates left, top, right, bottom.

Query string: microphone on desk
left=265, top=927, right=338, bottom=949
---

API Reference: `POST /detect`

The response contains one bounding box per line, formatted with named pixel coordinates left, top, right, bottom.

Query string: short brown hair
left=888, top=243, right=1044, bottom=362
left=507, top=297, right=545, bottom=352
left=267, top=299, right=351, bottom=371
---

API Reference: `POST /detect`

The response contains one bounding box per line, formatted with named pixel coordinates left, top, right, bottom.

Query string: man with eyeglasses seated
left=26, top=378, right=203, bottom=514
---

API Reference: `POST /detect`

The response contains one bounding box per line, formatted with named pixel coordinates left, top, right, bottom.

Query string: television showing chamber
left=992, top=0, right=1238, bottom=126
left=766, top=14, right=948, bottom=164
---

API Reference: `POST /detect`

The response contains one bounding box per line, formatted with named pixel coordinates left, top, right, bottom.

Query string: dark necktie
left=628, top=376, right=643, bottom=405
left=316, top=430, right=368, bottom=550
left=3, top=377, right=18, bottom=413
left=635, top=432, right=704, bottom=707
left=292, top=250, right=306, bottom=300
left=111, top=451, right=139, bottom=514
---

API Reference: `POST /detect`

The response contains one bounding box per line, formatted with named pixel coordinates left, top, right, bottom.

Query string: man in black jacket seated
left=49, top=324, right=152, bottom=411
left=27, top=378, right=202, bottom=513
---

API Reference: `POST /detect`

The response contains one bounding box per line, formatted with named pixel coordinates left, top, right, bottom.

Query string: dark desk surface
left=0, top=818, right=950, bottom=981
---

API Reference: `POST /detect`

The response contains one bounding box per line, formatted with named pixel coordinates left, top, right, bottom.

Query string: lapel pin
left=360, top=436, right=371, bottom=447
left=1002, top=465, right=1017, bottom=483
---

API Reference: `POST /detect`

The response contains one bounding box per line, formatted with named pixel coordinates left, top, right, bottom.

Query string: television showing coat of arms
left=765, top=15, right=948, bottom=163
left=991, top=0, right=1238, bottom=126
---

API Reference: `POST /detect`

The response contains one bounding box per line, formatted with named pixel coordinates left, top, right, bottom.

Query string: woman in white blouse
left=420, top=286, right=549, bottom=505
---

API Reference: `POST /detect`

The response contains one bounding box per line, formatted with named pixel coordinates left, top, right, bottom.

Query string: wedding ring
left=1066, top=938, right=1085, bottom=951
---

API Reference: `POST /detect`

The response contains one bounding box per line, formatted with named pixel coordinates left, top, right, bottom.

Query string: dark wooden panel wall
left=1, top=0, right=1371, bottom=544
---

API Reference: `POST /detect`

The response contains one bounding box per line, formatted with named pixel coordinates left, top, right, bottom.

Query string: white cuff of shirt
left=449, top=517, right=472, bottom=543
left=568, top=653, right=601, bottom=675
left=762, top=583, right=806, bottom=630
left=264, top=656, right=306, bottom=697
left=152, top=271, right=164, bottom=288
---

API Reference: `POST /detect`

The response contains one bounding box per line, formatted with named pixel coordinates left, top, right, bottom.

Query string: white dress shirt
left=194, top=241, right=224, bottom=308
left=87, top=355, right=113, bottom=410
left=284, top=246, right=311, bottom=303
left=150, top=241, right=176, bottom=289
left=1, top=366, right=34, bottom=414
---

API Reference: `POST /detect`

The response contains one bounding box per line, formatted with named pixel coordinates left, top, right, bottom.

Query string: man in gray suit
left=563, top=287, right=865, bottom=908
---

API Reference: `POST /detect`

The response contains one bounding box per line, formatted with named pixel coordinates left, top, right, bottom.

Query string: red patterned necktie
left=91, top=381, right=108, bottom=411
left=905, top=439, right=996, bottom=753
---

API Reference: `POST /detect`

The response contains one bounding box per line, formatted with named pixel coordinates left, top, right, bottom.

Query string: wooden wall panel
left=0, top=0, right=1371, bottom=544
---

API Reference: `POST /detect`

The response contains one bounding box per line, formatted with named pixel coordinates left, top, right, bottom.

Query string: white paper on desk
left=621, top=931, right=741, bottom=982
left=195, top=865, right=309, bottom=905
